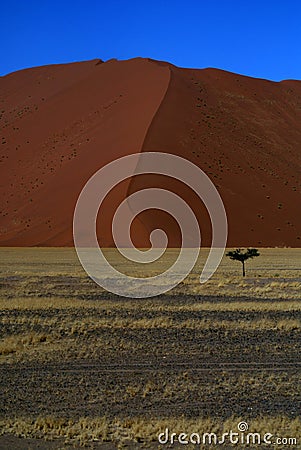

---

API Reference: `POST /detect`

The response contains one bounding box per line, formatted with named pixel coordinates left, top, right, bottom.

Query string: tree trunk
left=242, top=261, right=245, bottom=277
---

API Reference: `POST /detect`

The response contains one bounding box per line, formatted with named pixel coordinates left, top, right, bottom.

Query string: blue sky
left=1, top=0, right=301, bottom=80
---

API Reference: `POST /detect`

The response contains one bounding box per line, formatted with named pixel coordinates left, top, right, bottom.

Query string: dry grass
left=0, top=248, right=300, bottom=447
left=1, top=415, right=300, bottom=448
left=0, top=332, right=48, bottom=355
left=0, top=247, right=301, bottom=300
left=0, top=416, right=110, bottom=446
left=1, top=296, right=301, bottom=311
left=1, top=299, right=300, bottom=363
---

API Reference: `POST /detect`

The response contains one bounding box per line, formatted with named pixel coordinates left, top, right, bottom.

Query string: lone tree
left=226, top=248, right=260, bottom=277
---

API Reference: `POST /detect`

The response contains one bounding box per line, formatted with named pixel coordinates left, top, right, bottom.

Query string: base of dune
left=0, top=248, right=300, bottom=448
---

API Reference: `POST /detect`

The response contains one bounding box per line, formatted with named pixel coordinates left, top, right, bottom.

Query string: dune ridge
left=0, top=58, right=170, bottom=246
left=0, top=58, right=300, bottom=247
left=132, top=64, right=301, bottom=247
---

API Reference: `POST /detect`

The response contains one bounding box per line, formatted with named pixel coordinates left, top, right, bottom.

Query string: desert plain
left=0, top=247, right=300, bottom=449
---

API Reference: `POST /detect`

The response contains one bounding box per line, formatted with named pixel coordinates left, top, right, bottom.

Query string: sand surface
left=1, top=58, right=301, bottom=246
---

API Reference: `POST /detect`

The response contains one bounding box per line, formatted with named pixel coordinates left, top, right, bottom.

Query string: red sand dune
left=0, top=58, right=300, bottom=247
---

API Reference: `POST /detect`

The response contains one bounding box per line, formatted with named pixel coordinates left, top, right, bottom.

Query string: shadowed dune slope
left=0, top=58, right=300, bottom=246
left=132, top=66, right=301, bottom=247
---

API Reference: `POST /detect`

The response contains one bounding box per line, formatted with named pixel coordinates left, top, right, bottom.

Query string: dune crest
left=0, top=58, right=170, bottom=246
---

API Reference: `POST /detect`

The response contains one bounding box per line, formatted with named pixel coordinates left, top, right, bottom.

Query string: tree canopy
left=226, top=248, right=260, bottom=276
